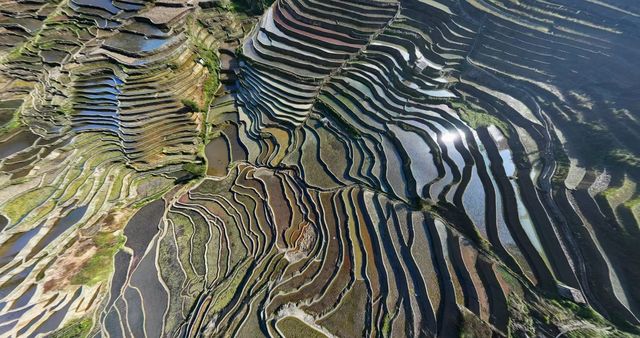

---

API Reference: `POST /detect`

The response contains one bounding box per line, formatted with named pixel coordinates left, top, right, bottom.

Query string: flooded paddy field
left=0, top=0, right=638, bottom=337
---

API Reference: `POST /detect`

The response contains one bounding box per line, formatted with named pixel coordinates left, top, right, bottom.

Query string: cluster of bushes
left=183, top=161, right=207, bottom=177
left=181, top=98, right=202, bottom=112
left=227, top=0, right=275, bottom=15
left=50, top=318, right=93, bottom=338
left=71, top=232, right=125, bottom=286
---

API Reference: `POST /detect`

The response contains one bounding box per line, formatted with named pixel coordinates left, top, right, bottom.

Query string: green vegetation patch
left=564, top=328, right=609, bottom=338
left=553, top=299, right=606, bottom=325
left=381, top=313, right=392, bottom=337
left=602, top=177, right=636, bottom=208
left=0, top=110, right=21, bottom=135
left=131, top=176, right=173, bottom=208
left=49, top=318, right=93, bottom=338
left=226, top=0, right=275, bottom=15
left=623, top=197, right=640, bottom=228
left=24, top=200, right=56, bottom=225
left=277, top=316, right=327, bottom=338
left=192, top=43, right=220, bottom=109
left=183, top=162, right=207, bottom=177
left=496, top=266, right=525, bottom=295
left=71, top=232, right=125, bottom=285
left=2, top=186, right=55, bottom=223
left=157, top=222, right=190, bottom=334
left=318, top=281, right=367, bottom=337
left=551, top=134, right=571, bottom=186
left=210, top=260, right=250, bottom=312
left=169, top=211, right=198, bottom=282
left=450, top=101, right=509, bottom=137
left=181, top=98, right=202, bottom=112
left=108, top=170, right=126, bottom=201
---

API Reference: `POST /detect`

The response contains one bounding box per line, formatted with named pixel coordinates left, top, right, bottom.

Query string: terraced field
left=0, top=0, right=639, bottom=337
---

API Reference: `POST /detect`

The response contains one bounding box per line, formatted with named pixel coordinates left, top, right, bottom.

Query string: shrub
left=50, top=318, right=93, bottom=338
left=451, top=101, right=509, bottom=136
left=183, top=162, right=207, bottom=177
left=71, top=232, right=125, bottom=285
left=227, top=0, right=275, bottom=15
left=181, top=98, right=201, bottom=112
left=194, top=47, right=220, bottom=107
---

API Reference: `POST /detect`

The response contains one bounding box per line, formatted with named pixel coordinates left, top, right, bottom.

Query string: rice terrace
left=0, top=0, right=638, bottom=337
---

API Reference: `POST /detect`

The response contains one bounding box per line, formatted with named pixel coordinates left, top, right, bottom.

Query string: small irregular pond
left=105, top=32, right=169, bottom=53
left=0, top=129, right=39, bottom=159
left=73, top=0, right=120, bottom=15
left=123, top=199, right=164, bottom=260
left=205, top=136, right=230, bottom=177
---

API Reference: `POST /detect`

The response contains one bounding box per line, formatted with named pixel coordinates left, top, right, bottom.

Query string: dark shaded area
left=0, top=129, right=38, bottom=159
left=123, top=199, right=164, bottom=261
